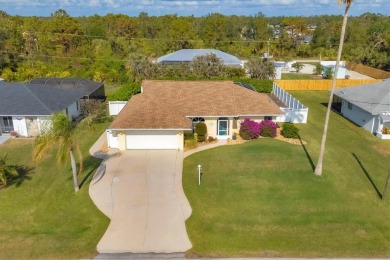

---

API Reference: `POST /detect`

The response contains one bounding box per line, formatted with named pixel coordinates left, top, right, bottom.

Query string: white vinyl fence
left=272, top=83, right=308, bottom=123
left=108, top=101, right=127, bottom=116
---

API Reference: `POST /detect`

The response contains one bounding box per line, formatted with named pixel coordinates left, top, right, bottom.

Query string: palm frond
left=33, top=135, right=54, bottom=164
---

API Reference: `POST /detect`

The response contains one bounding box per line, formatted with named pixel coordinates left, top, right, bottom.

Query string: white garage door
left=125, top=130, right=178, bottom=150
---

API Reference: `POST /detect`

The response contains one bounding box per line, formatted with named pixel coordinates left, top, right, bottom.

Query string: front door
left=1, top=117, right=14, bottom=133
left=218, top=119, right=229, bottom=137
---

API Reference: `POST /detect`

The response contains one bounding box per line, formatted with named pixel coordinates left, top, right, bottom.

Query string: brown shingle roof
left=109, top=80, right=283, bottom=129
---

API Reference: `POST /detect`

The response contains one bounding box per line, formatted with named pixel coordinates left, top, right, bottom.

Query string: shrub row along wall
left=274, top=79, right=382, bottom=91
left=346, top=62, right=390, bottom=79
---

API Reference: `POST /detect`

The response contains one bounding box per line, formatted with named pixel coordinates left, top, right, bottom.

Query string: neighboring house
left=322, top=65, right=347, bottom=79
left=107, top=80, right=284, bottom=150
left=333, top=80, right=390, bottom=139
left=0, top=78, right=104, bottom=137
left=156, top=49, right=244, bottom=68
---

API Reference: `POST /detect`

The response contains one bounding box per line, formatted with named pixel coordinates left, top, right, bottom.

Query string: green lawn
left=0, top=123, right=109, bottom=259
left=183, top=91, right=390, bottom=257
left=281, top=73, right=319, bottom=80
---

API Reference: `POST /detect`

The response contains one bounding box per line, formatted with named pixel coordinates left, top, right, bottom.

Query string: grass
left=281, top=73, right=319, bottom=80
left=183, top=91, right=390, bottom=257
left=0, top=122, right=110, bottom=259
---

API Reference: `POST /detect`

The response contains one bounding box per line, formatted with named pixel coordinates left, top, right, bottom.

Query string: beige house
left=107, top=80, right=284, bottom=150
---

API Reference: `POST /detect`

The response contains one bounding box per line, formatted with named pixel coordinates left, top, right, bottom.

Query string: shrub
left=292, top=62, right=304, bottom=73
left=259, top=120, right=277, bottom=138
left=233, top=78, right=273, bottom=93
left=313, top=63, right=323, bottom=75
left=195, top=122, right=207, bottom=142
left=208, top=136, right=217, bottom=142
left=184, top=133, right=195, bottom=140
left=281, top=123, right=299, bottom=139
left=382, top=126, right=390, bottom=135
left=185, top=139, right=198, bottom=150
left=108, top=82, right=141, bottom=101
left=239, top=119, right=260, bottom=140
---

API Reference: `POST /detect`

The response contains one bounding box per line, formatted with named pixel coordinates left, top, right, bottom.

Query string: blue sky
left=0, top=0, right=389, bottom=17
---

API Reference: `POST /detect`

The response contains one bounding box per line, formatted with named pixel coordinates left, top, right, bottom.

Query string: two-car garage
left=107, top=130, right=184, bottom=150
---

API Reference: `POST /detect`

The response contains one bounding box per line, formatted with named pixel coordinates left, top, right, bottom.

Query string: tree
left=292, top=62, right=304, bottom=72
left=246, top=57, right=276, bottom=79
left=191, top=53, right=224, bottom=79
left=0, top=154, right=18, bottom=187
left=33, top=113, right=83, bottom=192
left=315, top=0, right=353, bottom=176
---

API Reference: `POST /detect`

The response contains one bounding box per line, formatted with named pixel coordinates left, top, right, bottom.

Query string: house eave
left=107, top=128, right=192, bottom=131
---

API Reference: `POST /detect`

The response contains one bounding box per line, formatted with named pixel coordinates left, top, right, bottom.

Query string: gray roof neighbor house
left=334, top=80, right=390, bottom=115
left=0, top=83, right=81, bottom=116
left=0, top=78, right=104, bottom=116
left=156, top=49, right=244, bottom=67
left=30, top=78, right=105, bottom=99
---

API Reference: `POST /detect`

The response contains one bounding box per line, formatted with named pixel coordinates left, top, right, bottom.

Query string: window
left=192, top=117, right=205, bottom=132
left=264, top=116, right=272, bottom=120
left=347, top=102, right=353, bottom=110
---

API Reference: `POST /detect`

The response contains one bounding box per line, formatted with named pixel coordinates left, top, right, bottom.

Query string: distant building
left=322, top=65, right=346, bottom=79
left=156, top=49, right=244, bottom=68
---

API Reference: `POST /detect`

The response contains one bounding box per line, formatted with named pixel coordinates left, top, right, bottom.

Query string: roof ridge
left=22, top=83, right=53, bottom=114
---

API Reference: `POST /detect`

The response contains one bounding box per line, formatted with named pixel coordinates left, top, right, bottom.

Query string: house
left=322, top=65, right=347, bottom=79
left=107, top=80, right=284, bottom=150
left=156, top=49, right=244, bottom=68
left=333, top=80, right=390, bottom=139
left=0, top=78, right=104, bottom=137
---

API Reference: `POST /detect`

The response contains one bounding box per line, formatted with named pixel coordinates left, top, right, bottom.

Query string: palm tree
left=33, top=113, right=83, bottom=192
left=0, top=154, right=18, bottom=187
left=315, top=0, right=353, bottom=176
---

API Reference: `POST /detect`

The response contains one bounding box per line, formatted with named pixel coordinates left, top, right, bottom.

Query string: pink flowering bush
left=239, top=119, right=261, bottom=140
left=259, top=120, right=278, bottom=138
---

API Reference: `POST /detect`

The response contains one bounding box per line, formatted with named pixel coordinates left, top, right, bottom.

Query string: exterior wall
left=38, top=116, right=52, bottom=134
left=12, top=116, right=28, bottom=137
left=118, top=131, right=126, bottom=150
left=177, top=131, right=184, bottom=151
left=65, top=101, right=80, bottom=120
left=108, top=101, right=128, bottom=116
left=204, top=116, right=272, bottom=139
left=341, top=100, right=375, bottom=133
left=107, top=130, right=119, bottom=149
left=25, top=116, right=40, bottom=136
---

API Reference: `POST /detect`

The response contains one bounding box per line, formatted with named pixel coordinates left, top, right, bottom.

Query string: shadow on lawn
left=352, top=153, right=382, bottom=199
left=298, top=135, right=315, bottom=171
left=7, top=165, right=34, bottom=188
left=80, top=156, right=102, bottom=189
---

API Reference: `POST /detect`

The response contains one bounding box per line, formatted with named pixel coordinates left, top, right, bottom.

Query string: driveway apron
left=90, top=149, right=192, bottom=254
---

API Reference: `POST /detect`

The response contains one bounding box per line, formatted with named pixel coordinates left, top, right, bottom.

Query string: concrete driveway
left=89, top=146, right=192, bottom=254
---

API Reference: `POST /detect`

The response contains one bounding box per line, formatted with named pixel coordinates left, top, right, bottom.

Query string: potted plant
left=232, top=132, right=237, bottom=140
left=10, top=131, right=17, bottom=138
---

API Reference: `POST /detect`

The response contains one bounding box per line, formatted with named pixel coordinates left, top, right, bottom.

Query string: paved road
left=89, top=146, right=192, bottom=254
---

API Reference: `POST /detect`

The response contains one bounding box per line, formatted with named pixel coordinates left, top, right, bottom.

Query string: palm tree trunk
left=314, top=4, right=351, bottom=176
left=70, top=150, right=79, bottom=192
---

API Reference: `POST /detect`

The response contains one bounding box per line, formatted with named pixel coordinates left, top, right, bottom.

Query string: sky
left=0, top=0, right=389, bottom=17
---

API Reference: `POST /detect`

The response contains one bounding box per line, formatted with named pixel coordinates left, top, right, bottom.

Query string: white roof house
left=156, top=49, right=244, bottom=68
